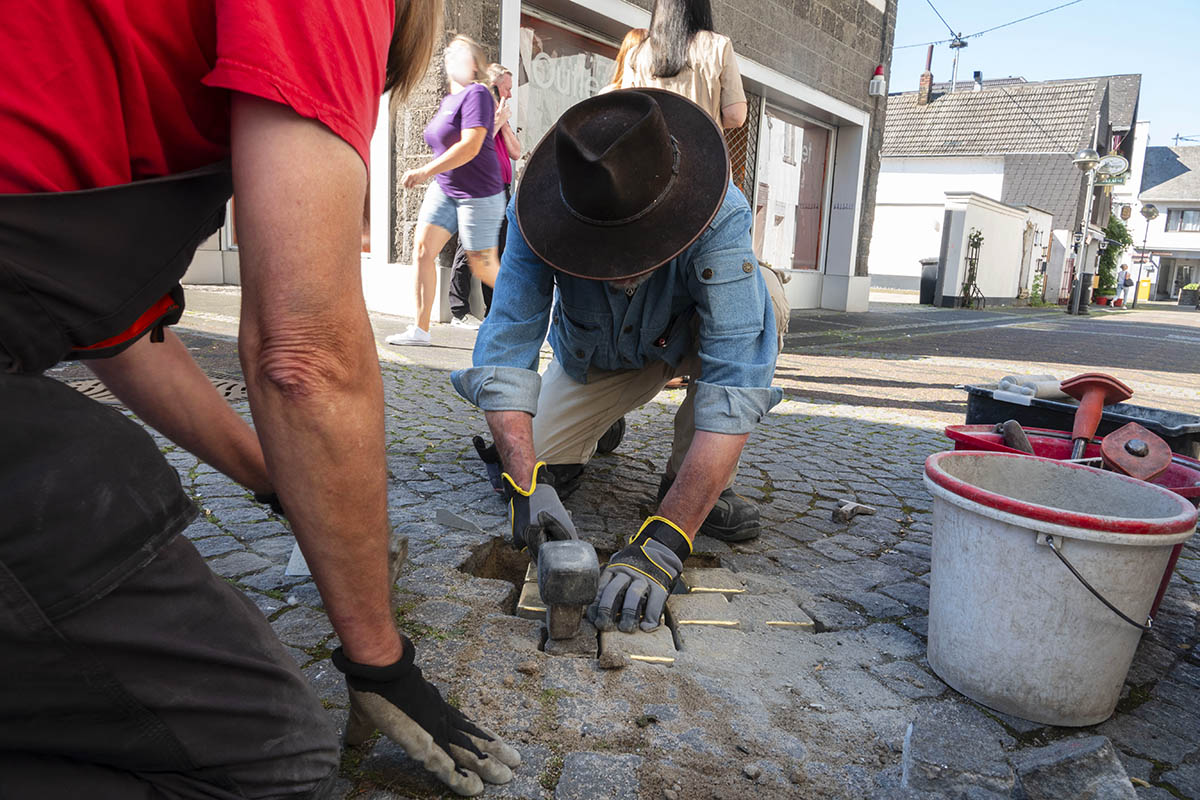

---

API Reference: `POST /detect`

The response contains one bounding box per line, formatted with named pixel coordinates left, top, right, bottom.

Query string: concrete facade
left=870, top=156, right=1004, bottom=288
left=935, top=192, right=1028, bottom=307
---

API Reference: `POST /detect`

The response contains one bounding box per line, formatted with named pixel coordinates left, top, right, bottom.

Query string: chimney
left=972, top=70, right=983, bottom=91
left=917, top=44, right=934, bottom=106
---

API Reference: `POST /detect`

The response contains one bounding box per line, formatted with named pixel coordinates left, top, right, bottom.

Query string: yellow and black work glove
left=333, top=635, right=522, bottom=797
left=501, top=462, right=578, bottom=559
left=587, top=516, right=692, bottom=633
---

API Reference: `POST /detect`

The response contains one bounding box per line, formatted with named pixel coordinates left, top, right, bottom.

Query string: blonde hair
left=610, top=28, right=647, bottom=88
left=486, top=63, right=512, bottom=87
left=385, top=0, right=443, bottom=98
left=447, top=34, right=487, bottom=83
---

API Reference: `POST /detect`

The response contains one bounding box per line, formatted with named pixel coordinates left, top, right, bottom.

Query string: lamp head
left=1072, top=148, right=1100, bottom=172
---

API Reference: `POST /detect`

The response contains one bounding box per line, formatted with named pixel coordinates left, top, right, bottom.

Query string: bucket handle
left=1044, top=535, right=1153, bottom=632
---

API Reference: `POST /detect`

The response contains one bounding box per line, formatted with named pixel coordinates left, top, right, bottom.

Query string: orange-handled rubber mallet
left=1060, top=373, right=1133, bottom=460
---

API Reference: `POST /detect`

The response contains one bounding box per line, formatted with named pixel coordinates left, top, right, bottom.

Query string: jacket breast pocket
left=553, top=304, right=610, bottom=371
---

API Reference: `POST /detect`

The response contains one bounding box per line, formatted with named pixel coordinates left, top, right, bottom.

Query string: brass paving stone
left=680, top=567, right=746, bottom=594
left=674, top=623, right=747, bottom=655
left=731, top=594, right=816, bottom=632
left=599, top=625, right=677, bottom=665
left=667, top=592, right=739, bottom=627
left=516, top=582, right=546, bottom=619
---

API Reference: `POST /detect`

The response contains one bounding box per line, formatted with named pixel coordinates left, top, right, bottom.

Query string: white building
left=1127, top=144, right=1200, bottom=300
left=869, top=71, right=1141, bottom=306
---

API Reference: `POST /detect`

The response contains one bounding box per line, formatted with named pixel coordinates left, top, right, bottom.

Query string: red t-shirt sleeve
left=202, top=0, right=394, bottom=167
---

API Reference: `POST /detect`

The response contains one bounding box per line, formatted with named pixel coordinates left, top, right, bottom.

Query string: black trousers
left=448, top=184, right=510, bottom=320
left=0, top=374, right=339, bottom=799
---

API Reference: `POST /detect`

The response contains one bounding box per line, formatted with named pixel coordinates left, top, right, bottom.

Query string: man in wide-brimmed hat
left=451, top=89, right=787, bottom=633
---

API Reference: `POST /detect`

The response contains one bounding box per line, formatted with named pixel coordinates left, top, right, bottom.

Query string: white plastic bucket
left=924, top=452, right=1197, bottom=727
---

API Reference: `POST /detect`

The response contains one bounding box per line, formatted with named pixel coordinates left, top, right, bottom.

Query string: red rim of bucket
left=925, top=451, right=1198, bottom=536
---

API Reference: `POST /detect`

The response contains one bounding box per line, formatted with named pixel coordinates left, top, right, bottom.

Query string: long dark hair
left=644, top=0, right=714, bottom=78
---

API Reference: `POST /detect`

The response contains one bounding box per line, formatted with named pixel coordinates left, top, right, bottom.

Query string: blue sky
left=889, top=0, right=1200, bottom=150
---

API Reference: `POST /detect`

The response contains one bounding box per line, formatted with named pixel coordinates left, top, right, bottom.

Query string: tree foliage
left=1097, top=216, right=1134, bottom=291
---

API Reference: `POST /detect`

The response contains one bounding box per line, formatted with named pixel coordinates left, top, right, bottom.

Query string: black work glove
left=587, top=516, right=692, bottom=633
left=501, top=462, right=578, bottom=560
left=333, top=636, right=521, bottom=797
left=472, top=436, right=505, bottom=494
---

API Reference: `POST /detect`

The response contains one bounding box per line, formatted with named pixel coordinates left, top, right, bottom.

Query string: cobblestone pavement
left=49, top=289, right=1200, bottom=799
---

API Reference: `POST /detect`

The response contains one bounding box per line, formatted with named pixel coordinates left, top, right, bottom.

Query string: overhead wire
left=896, top=0, right=1086, bottom=49
left=924, top=0, right=958, bottom=39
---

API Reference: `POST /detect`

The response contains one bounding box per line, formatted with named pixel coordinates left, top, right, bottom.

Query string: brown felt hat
left=515, top=89, right=729, bottom=281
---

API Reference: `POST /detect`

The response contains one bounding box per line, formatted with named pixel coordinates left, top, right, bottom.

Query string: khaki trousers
left=533, top=265, right=789, bottom=486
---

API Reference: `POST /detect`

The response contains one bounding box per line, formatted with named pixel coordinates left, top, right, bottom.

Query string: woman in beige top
left=619, top=0, right=747, bottom=129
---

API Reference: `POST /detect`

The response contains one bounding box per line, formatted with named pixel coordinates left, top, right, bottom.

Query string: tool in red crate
left=1059, top=373, right=1133, bottom=460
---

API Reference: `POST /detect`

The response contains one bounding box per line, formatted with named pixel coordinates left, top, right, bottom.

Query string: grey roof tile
left=1140, top=146, right=1200, bottom=201
left=882, top=79, right=1101, bottom=157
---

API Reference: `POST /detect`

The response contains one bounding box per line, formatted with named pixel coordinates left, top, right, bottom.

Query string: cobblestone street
left=50, top=290, right=1200, bottom=799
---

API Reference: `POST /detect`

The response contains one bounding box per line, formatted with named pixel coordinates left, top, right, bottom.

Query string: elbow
left=721, top=103, right=748, bottom=130
left=244, top=322, right=360, bottom=401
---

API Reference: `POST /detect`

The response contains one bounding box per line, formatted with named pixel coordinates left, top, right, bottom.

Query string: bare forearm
left=232, top=95, right=401, bottom=666
left=424, top=135, right=484, bottom=177
left=87, top=329, right=271, bottom=495
left=658, top=430, right=748, bottom=535
left=240, top=312, right=399, bottom=665
left=499, top=123, right=521, bottom=161
left=485, top=409, right=536, bottom=489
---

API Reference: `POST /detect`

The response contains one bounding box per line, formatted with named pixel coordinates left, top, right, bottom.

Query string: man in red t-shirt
left=0, top=2, right=519, bottom=797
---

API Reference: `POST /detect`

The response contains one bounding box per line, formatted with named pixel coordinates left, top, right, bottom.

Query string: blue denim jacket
left=450, top=184, right=783, bottom=435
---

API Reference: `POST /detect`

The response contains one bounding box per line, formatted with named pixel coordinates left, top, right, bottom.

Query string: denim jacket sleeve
left=686, top=191, right=783, bottom=434
left=450, top=203, right=553, bottom=416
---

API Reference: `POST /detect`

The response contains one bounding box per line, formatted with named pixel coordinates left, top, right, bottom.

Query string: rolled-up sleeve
left=688, top=194, right=782, bottom=434
left=450, top=202, right=554, bottom=414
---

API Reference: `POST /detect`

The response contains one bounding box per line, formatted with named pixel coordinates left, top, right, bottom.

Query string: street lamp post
left=1132, top=203, right=1159, bottom=310
left=1069, top=148, right=1100, bottom=315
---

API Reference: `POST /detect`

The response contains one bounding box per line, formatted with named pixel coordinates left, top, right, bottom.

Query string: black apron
left=0, top=161, right=233, bottom=374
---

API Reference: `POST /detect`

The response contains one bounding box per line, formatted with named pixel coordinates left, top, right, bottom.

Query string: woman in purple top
left=388, top=35, right=506, bottom=346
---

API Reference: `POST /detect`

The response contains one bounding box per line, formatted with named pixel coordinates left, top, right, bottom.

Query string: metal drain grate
left=66, top=376, right=247, bottom=405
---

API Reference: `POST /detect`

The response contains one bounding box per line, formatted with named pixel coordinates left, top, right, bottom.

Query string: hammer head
left=537, top=540, right=599, bottom=605
left=537, top=540, right=599, bottom=640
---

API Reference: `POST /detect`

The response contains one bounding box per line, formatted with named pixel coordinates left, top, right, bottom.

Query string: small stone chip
left=833, top=501, right=877, bottom=523
left=516, top=660, right=539, bottom=675
left=743, top=764, right=762, bottom=780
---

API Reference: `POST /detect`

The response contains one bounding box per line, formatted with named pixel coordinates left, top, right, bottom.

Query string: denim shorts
left=417, top=181, right=506, bottom=251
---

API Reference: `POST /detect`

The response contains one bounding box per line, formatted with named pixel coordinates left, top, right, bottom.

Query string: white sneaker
left=385, top=325, right=431, bottom=346
left=450, top=315, right=482, bottom=330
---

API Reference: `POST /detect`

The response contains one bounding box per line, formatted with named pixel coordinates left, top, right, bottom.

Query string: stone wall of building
left=389, top=0, right=502, bottom=264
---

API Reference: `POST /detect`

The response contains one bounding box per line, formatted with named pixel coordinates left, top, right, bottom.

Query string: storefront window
left=752, top=107, right=830, bottom=271
left=517, top=13, right=618, bottom=156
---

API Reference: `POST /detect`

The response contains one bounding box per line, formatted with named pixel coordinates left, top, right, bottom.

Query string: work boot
left=657, top=474, right=761, bottom=542
left=596, top=416, right=626, bottom=455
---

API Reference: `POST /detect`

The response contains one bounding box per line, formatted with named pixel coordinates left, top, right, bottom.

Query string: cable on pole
left=897, top=0, right=1086, bottom=50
